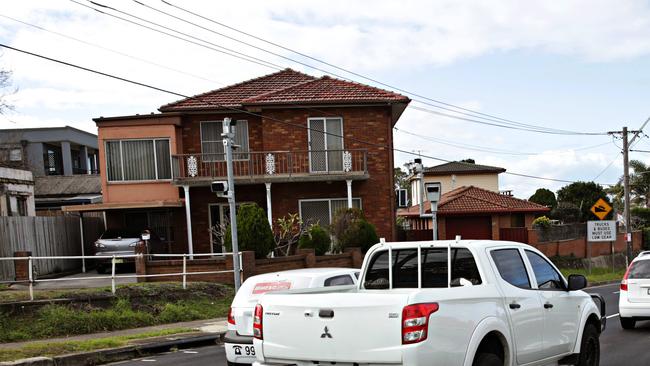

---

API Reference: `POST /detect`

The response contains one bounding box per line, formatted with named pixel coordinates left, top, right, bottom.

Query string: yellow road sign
left=590, top=198, right=612, bottom=220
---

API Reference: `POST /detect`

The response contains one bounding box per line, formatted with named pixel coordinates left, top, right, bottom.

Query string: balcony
left=172, top=149, right=368, bottom=186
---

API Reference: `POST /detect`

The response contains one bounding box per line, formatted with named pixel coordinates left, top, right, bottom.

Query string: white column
left=346, top=180, right=353, bottom=208
left=265, top=182, right=272, bottom=227
left=183, top=185, right=194, bottom=257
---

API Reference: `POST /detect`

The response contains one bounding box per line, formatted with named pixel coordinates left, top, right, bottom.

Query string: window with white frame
left=201, top=120, right=249, bottom=161
left=105, top=139, right=171, bottom=181
left=299, top=198, right=362, bottom=227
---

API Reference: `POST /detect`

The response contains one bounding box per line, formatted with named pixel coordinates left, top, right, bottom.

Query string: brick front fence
left=135, top=248, right=363, bottom=284
left=528, top=230, right=643, bottom=259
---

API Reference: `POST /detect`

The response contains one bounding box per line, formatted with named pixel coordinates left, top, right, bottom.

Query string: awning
left=62, top=200, right=184, bottom=212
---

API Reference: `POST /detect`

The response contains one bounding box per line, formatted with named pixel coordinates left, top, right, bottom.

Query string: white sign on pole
left=587, top=220, right=616, bottom=242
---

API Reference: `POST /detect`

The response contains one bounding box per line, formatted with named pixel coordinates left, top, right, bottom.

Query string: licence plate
left=225, top=343, right=256, bottom=362
left=113, top=259, right=124, bottom=264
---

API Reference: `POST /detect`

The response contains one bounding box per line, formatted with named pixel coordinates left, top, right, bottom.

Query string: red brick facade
left=179, top=106, right=397, bottom=253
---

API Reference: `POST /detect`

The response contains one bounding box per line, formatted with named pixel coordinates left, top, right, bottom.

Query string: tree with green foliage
left=556, top=181, right=611, bottom=222
left=529, top=188, right=557, bottom=209
left=298, top=224, right=331, bottom=256
left=459, top=158, right=475, bottom=164
left=394, top=165, right=410, bottom=190
left=330, top=208, right=379, bottom=253
left=630, top=160, right=650, bottom=206
left=224, top=203, right=274, bottom=259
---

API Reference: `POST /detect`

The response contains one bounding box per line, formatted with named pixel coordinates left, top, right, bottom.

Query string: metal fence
left=0, top=252, right=240, bottom=301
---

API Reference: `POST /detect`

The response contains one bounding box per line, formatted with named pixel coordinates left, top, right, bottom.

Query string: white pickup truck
left=252, top=240, right=606, bottom=366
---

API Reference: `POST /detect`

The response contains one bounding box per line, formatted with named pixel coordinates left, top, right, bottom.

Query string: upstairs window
left=201, top=120, right=249, bottom=161
left=105, top=139, right=171, bottom=181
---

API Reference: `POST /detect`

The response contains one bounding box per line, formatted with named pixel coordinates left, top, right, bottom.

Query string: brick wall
left=136, top=248, right=363, bottom=284
left=529, top=230, right=642, bottom=258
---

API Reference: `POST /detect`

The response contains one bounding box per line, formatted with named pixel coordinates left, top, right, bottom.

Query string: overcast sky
left=2, top=0, right=650, bottom=198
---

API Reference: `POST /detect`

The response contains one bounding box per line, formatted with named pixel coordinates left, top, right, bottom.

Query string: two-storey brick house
left=64, top=69, right=410, bottom=254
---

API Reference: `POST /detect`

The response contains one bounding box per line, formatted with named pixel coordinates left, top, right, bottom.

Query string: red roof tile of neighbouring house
left=159, top=69, right=409, bottom=112
left=397, top=186, right=550, bottom=216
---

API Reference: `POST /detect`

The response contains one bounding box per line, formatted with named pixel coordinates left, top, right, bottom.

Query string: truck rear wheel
left=472, top=353, right=502, bottom=366
left=576, top=323, right=599, bottom=366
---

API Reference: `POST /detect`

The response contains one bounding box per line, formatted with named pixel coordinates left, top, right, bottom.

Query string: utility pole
left=622, top=126, right=632, bottom=263
left=222, top=118, right=241, bottom=291
left=609, top=120, right=648, bottom=264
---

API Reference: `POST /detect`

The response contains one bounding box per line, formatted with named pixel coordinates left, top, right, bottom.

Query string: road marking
left=183, top=350, right=198, bottom=354
left=141, top=360, right=156, bottom=362
left=587, top=283, right=621, bottom=289
left=606, top=313, right=620, bottom=319
left=613, top=291, right=620, bottom=294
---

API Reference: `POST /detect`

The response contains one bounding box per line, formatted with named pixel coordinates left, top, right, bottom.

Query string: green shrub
left=298, top=225, right=331, bottom=256
left=331, top=208, right=379, bottom=253
left=225, top=203, right=274, bottom=259
left=532, top=216, right=551, bottom=229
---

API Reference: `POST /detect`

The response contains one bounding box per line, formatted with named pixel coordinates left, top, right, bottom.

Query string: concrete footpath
left=0, top=318, right=228, bottom=366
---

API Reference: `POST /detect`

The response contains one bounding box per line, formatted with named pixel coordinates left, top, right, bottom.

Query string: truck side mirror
left=567, top=274, right=587, bottom=291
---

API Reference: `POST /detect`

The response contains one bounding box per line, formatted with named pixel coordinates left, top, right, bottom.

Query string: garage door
left=445, top=216, right=492, bottom=240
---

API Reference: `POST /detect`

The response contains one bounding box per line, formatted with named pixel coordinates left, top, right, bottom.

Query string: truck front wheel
left=576, top=323, right=600, bottom=366
left=472, top=353, right=502, bottom=366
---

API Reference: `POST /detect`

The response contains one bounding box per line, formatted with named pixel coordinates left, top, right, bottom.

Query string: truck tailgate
left=260, top=291, right=409, bottom=363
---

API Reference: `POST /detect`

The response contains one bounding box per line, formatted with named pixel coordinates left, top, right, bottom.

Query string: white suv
left=619, top=251, right=650, bottom=329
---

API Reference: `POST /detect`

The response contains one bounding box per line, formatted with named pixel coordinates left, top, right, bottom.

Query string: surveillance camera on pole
left=211, top=180, right=229, bottom=198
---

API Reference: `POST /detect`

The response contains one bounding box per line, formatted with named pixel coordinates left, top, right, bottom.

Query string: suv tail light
left=227, top=307, right=236, bottom=325
left=253, top=304, right=263, bottom=339
left=621, top=262, right=634, bottom=291
left=402, top=303, right=439, bottom=344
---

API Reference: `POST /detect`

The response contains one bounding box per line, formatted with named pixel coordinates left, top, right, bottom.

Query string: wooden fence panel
left=0, top=215, right=104, bottom=281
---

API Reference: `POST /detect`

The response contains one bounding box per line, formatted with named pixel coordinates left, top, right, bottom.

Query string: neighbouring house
left=0, top=126, right=102, bottom=213
left=0, top=166, right=35, bottom=216
left=409, top=161, right=506, bottom=205
left=397, top=186, right=549, bottom=242
left=63, top=68, right=410, bottom=254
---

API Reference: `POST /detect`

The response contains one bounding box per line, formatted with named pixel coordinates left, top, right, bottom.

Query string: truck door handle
left=544, top=303, right=554, bottom=309
left=319, top=309, right=334, bottom=318
left=509, top=303, right=521, bottom=309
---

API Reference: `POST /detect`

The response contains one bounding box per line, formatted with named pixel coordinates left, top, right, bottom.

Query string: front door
left=524, top=250, right=580, bottom=357
left=490, top=248, right=545, bottom=365
left=308, top=118, right=343, bottom=172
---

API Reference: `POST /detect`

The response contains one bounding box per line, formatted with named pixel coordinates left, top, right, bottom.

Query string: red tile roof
left=397, top=186, right=550, bottom=216
left=159, top=69, right=409, bottom=112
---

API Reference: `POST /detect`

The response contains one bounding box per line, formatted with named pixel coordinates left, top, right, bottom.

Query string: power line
left=75, top=0, right=607, bottom=136
left=0, top=42, right=615, bottom=187
left=0, top=13, right=224, bottom=85
left=159, top=0, right=608, bottom=136
left=69, top=0, right=281, bottom=71
left=394, top=127, right=613, bottom=156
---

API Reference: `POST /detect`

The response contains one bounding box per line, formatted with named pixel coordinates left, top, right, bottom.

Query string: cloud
left=0, top=0, right=645, bottom=197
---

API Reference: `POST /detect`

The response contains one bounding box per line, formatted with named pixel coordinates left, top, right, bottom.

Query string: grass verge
left=560, top=267, right=626, bottom=284
left=0, top=327, right=193, bottom=362
left=0, top=283, right=233, bottom=343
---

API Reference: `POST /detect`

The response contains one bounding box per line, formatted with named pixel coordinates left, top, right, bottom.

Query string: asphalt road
left=110, top=283, right=649, bottom=366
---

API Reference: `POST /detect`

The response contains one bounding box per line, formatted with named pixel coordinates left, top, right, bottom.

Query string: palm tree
left=630, top=160, right=650, bottom=207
